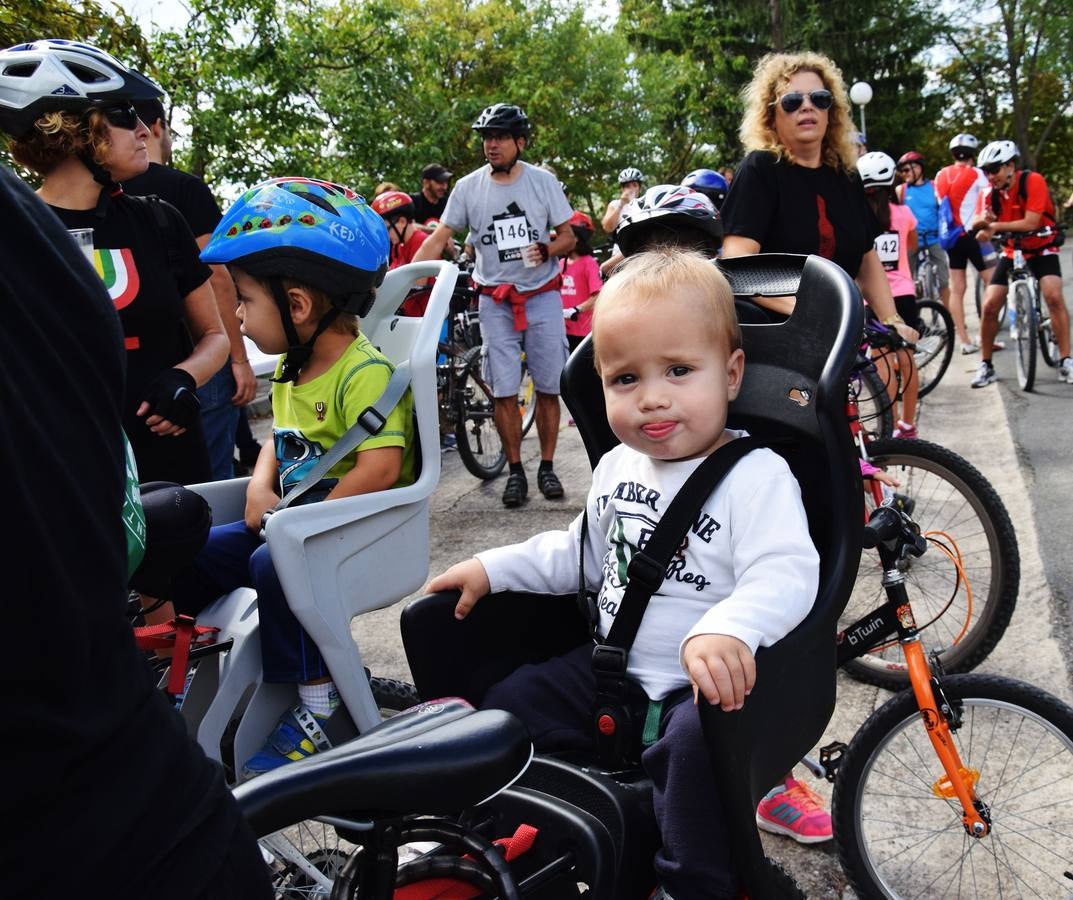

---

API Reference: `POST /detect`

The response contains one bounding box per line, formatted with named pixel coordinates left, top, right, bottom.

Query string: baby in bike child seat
left=171, top=178, right=416, bottom=778
left=428, top=248, right=819, bottom=899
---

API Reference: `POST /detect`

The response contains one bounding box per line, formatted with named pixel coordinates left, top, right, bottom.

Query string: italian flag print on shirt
left=94, top=247, right=140, bottom=309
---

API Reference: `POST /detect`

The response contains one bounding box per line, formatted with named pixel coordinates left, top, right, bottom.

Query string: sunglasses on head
left=982, top=163, right=1005, bottom=175
left=776, top=90, right=834, bottom=113
left=100, top=103, right=139, bottom=130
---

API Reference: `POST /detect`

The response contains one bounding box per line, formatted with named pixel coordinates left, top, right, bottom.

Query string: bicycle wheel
left=844, top=438, right=1018, bottom=690
left=455, top=345, right=506, bottom=480
left=518, top=358, right=536, bottom=437
left=370, top=676, right=420, bottom=715
left=265, top=820, right=354, bottom=899
left=1014, top=281, right=1038, bottom=391
left=1039, top=304, right=1060, bottom=369
left=851, top=366, right=894, bottom=441
left=913, top=300, right=954, bottom=398
left=833, top=673, right=1073, bottom=900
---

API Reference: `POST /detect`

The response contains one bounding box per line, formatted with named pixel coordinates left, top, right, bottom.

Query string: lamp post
left=849, top=81, right=873, bottom=144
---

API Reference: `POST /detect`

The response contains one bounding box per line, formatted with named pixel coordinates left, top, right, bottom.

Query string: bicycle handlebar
left=864, top=318, right=916, bottom=353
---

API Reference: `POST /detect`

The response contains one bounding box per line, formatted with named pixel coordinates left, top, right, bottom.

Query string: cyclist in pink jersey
left=934, top=134, right=997, bottom=351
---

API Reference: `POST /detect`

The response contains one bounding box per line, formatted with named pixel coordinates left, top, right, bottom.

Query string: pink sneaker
left=893, top=420, right=918, bottom=440
left=755, top=776, right=832, bottom=844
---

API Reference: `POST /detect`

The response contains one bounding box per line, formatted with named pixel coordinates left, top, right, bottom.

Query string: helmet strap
left=267, top=278, right=341, bottom=384
left=77, top=151, right=123, bottom=216
left=489, top=137, right=523, bottom=174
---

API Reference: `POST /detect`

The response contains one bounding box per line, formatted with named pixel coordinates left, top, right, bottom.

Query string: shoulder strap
left=1018, top=169, right=1031, bottom=202
left=127, top=193, right=183, bottom=279
left=273, top=360, right=412, bottom=512
left=602, top=436, right=763, bottom=650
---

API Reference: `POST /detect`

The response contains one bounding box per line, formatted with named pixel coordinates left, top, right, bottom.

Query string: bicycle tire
left=844, top=438, right=1018, bottom=690
left=370, top=676, right=421, bottom=714
left=1039, top=305, right=1060, bottom=369
left=852, top=366, right=894, bottom=441
left=455, top=345, right=507, bottom=480
left=833, top=673, right=1073, bottom=899
left=1014, top=280, right=1038, bottom=391
left=913, top=300, right=954, bottom=398
left=518, top=359, right=536, bottom=437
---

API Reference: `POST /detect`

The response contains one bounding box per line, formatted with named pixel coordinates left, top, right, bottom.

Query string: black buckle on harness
left=592, top=644, right=636, bottom=767
left=357, top=406, right=387, bottom=435
left=626, top=551, right=664, bottom=594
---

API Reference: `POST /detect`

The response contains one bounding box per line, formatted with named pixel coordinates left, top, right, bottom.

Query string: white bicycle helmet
left=616, top=184, right=722, bottom=257
left=948, top=133, right=979, bottom=154
left=0, top=39, right=162, bottom=138
left=858, top=152, right=897, bottom=188
left=977, top=140, right=1019, bottom=168
left=618, top=166, right=644, bottom=185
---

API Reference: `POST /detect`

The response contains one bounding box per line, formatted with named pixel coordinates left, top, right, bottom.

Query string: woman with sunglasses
left=0, top=40, right=227, bottom=486
left=720, top=52, right=918, bottom=348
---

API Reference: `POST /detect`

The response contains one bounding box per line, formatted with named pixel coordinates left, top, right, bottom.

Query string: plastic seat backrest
left=190, top=261, right=457, bottom=738
left=561, top=252, right=862, bottom=893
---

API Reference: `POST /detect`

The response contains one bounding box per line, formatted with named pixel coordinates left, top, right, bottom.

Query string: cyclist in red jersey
left=968, top=140, right=1071, bottom=387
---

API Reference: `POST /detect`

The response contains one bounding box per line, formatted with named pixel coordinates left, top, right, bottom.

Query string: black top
left=0, top=167, right=243, bottom=899
left=410, top=189, right=449, bottom=224
left=722, top=150, right=880, bottom=278
left=124, top=161, right=223, bottom=238
left=49, top=190, right=213, bottom=483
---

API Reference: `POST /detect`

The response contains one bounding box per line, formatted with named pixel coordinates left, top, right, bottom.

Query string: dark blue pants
left=172, top=520, right=328, bottom=683
left=197, top=365, right=241, bottom=482
left=482, top=644, right=736, bottom=900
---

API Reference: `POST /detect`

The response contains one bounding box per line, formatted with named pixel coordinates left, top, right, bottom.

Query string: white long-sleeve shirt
left=477, top=436, right=820, bottom=700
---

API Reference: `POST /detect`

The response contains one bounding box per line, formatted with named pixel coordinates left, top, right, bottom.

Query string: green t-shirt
left=272, top=333, right=416, bottom=496
left=122, top=433, right=147, bottom=577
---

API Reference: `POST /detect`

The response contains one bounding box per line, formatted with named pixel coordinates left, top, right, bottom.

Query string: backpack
left=990, top=170, right=1065, bottom=248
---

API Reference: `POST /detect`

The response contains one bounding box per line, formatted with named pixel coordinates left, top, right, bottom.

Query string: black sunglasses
left=100, top=104, right=140, bottom=130
left=896, top=165, right=912, bottom=173
left=982, top=163, right=1005, bottom=175
left=776, top=90, right=834, bottom=113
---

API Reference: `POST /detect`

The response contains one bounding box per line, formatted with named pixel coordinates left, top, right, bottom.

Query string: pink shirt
left=561, top=254, right=602, bottom=337
left=874, top=204, right=916, bottom=298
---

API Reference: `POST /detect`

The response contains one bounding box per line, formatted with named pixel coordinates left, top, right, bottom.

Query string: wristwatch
left=882, top=314, right=905, bottom=326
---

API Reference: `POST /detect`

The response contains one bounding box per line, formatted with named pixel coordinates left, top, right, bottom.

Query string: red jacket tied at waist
left=481, top=273, right=563, bottom=331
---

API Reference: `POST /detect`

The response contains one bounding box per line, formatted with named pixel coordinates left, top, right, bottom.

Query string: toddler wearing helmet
left=171, top=177, right=414, bottom=778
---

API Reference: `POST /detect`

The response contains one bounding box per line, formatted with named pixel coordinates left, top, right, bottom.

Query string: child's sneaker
left=242, top=705, right=332, bottom=779
left=755, top=776, right=832, bottom=843
left=892, top=419, right=917, bottom=440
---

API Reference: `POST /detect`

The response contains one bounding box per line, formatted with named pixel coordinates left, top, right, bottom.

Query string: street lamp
left=849, top=81, right=873, bottom=144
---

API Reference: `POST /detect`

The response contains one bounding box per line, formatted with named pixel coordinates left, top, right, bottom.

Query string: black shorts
left=990, top=252, right=1062, bottom=287
left=947, top=233, right=996, bottom=272
left=893, top=294, right=923, bottom=331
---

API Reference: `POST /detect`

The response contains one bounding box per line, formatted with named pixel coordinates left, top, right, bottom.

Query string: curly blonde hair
left=8, top=108, right=113, bottom=176
left=739, top=52, right=858, bottom=173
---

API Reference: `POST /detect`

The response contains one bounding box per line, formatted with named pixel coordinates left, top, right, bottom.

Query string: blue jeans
left=172, top=520, right=327, bottom=683
left=198, top=366, right=241, bottom=481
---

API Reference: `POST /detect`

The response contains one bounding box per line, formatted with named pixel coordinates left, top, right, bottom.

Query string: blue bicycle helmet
left=203, top=177, right=389, bottom=381
left=680, top=169, right=729, bottom=210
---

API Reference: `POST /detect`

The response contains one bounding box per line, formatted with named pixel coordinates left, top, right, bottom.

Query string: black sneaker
left=502, top=471, right=528, bottom=507
left=537, top=468, right=564, bottom=499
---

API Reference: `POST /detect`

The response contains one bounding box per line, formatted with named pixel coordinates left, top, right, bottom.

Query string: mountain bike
left=992, top=230, right=1061, bottom=391
left=914, top=247, right=942, bottom=305
left=830, top=501, right=1073, bottom=899
left=912, top=299, right=954, bottom=397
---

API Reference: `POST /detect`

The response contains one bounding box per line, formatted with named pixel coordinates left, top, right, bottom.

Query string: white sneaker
left=971, top=362, right=997, bottom=388
left=1059, top=358, right=1073, bottom=384
left=960, top=342, right=979, bottom=355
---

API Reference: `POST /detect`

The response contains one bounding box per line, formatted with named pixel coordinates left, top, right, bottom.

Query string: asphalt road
left=247, top=260, right=1073, bottom=896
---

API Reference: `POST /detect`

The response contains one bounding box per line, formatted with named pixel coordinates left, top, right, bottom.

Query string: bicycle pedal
left=819, top=741, right=848, bottom=782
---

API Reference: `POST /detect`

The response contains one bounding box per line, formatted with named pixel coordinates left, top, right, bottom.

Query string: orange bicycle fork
left=858, top=510, right=991, bottom=841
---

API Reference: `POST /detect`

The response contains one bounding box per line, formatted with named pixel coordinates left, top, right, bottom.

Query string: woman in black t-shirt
left=3, top=49, right=228, bottom=486
left=722, top=52, right=918, bottom=346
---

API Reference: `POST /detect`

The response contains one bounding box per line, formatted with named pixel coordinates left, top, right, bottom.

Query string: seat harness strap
left=582, top=437, right=763, bottom=766
left=133, top=615, right=220, bottom=697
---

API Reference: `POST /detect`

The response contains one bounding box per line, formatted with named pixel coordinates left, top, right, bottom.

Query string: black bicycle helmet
left=471, top=103, right=530, bottom=137
left=0, top=39, right=162, bottom=138
left=616, top=184, right=723, bottom=257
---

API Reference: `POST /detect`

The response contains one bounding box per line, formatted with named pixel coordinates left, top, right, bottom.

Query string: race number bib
left=875, top=231, right=900, bottom=271
left=491, top=209, right=534, bottom=263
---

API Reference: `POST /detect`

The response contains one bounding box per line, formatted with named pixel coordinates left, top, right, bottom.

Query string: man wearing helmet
left=602, top=166, right=645, bottom=233
left=895, top=151, right=956, bottom=343
left=968, top=141, right=1072, bottom=387
left=935, top=134, right=997, bottom=352
left=414, top=103, right=575, bottom=508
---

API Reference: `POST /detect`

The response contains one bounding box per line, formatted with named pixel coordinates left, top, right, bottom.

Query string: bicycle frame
left=837, top=504, right=992, bottom=838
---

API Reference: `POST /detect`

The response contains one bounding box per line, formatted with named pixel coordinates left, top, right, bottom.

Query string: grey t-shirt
left=442, top=161, right=573, bottom=291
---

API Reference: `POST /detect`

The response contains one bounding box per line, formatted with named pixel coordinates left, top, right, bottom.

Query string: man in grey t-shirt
left=415, top=103, right=575, bottom=508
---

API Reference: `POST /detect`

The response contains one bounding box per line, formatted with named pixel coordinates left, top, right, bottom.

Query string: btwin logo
left=844, top=615, right=884, bottom=646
